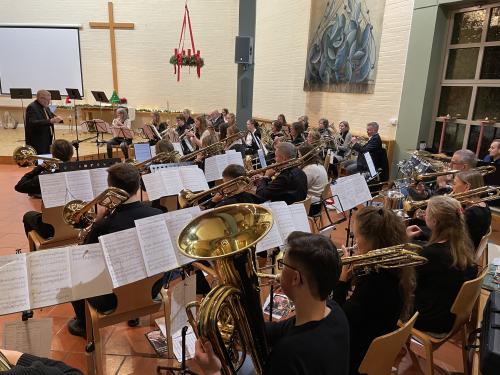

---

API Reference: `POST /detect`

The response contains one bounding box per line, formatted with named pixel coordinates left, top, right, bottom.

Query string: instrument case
left=480, top=291, right=500, bottom=375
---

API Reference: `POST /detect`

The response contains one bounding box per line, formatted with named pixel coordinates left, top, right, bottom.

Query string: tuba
left=62, top=187, right=129, bottom=233
left=13, top=145, right=62, bottom=172
left=178, top=204, right=274, bottom=375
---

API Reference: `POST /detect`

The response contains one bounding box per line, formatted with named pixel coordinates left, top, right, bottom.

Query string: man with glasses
left=194, top=231, right=350, bottom=375
left=436, top=149, right=477, bottom=194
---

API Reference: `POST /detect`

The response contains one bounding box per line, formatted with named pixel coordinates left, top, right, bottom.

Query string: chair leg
left=461, top=327, right=470, bottom=375
left=93, top=326, right=104, bottom=375
left=423, top=341, right=434, bottom=375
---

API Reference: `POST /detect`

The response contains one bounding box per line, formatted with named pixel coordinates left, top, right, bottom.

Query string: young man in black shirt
left=0, top=348, right=82, bottom=374
left=16, top=139, right=74, bottom=239
left=68, top=163, right=163, bottom=337
left=194, top=232, right=350, bottom=375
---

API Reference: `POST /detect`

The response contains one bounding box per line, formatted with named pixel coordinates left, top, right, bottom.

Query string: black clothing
left=264, top=300, right=349, bottom=375
left=211, top=115, right=225, bottom=131
left=244, top=129, right=262, bottom=155
left=331, top=270, right=403, bottom=375
left=23, top=211, right=54, bottom=239
left=352, top=134, right=384, bottom=174
left=106, top=137, right=132, bottom=159
left=71, top=202, right=163, bottom=326
left=15, top=165, right=44, bottom=196
left=414, top=242, right=477, bottom=333
left=465, top=205, right=491, bottom=250
left=228, top=143, right=246, bottom=156
left=291, top=135, right=305, bottom=146
left=256, top=167, right=308, bottom=205
left=214, top=192, right=264, bottom=208
left=270, top=131, right=284, bottom=141
left=2, top=353, right=82, bottom=374
left=219, top=122, right=229, bottom=140
left=25, top=100, right=55, bottom=154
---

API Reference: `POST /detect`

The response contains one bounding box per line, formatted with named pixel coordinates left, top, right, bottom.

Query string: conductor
left=25, top=90, right=63, bottom=154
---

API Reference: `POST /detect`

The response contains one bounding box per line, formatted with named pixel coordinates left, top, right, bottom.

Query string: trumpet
left=403, top=185, right=500, bottom=212
left=341, top=243, right=427, bottom=276
left=12, top=145, right=62, bottom=172
left=127, top=151, right=180, bottom=173
left=179, top=175, right=253, bottom=208
left=62, top=187, right=129, bottom=231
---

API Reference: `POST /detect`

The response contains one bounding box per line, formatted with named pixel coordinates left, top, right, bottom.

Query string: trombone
left=12, top=145, right=62, bottom=172
left=127, top=151, right=180, bottom=173
left=178, top=132, right=247, bottom=162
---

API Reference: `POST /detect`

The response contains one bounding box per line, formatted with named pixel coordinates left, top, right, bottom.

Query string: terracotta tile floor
left=0, top=164, right=496, bottom=374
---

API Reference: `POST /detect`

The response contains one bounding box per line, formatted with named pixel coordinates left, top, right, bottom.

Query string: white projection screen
left=0, top=27, right=83, bottom=96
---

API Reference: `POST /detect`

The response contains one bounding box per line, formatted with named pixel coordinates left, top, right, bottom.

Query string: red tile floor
left=0, top=164, right=493, bottom=374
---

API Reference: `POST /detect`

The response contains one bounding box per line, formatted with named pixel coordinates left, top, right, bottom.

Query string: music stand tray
left=91, top=91, right=109, bottom=103
left=10, top=88, right=32, bottom=99
left=47, top=90, right=62, bottom=100
left=66, top=88, right=82, bottom=100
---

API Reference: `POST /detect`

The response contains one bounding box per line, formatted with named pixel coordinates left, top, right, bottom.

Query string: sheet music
left=331, top=173, right=372, bottom=212
left=65, top=170, right=94, bottom=203
left=203, top=155, right=222, bottom=182
left=227, top=151, right=244, bottom=166
left=28, top=249, right=73, bottom=309
left=39, top=173, right=67, bottom=208
left=142, top=173, right=166, bottom=200
left=70, top=244, right=113, bottom=300
left=165, top=213, right=194, bottom=266
left=169, top=275, right=196, bottom=337
left=289, top=203, right=311, bottom=233
left=134, top=143, right=152, bottom=162
left=172, top=326, right=196, bottom=361
left=90, top=168, right=109, bottom=197
left=135, top=215, right=179, bottom=275
left=270, top=201, right=296, bottom=241
left=161, top=169, right=184, bottom=196
left=3, top=318, right=52, bottom=358
left=172, top=142, right=184, bottom=155
left=180, top=167, right=209, bottom=192
left=0, top=256, right=30, bottom=315
left=256, top=203, right=282, bottom=253
left=99, top=228, right=148, bottom=288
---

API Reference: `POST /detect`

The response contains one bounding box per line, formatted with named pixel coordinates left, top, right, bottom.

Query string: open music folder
left=142, top=166, right=209, bottom=200
left=204, top=151, right=244, bottom=182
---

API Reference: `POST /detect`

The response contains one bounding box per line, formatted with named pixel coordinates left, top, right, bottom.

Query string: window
left=432, top=5, right=500, bottom=158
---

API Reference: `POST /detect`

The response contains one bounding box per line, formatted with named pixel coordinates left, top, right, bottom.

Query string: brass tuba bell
left=12, top=145, right=61, bottom=171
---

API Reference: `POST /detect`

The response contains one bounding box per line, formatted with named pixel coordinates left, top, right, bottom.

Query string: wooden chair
left=159, top=195, right=179, bottom=212
left=85, top=274, right=165, bottom=375
left=407, top=270, right=487, bottom=375
left=296, top=196, right=312, bottom=214
left=359, top=312, right=419, bottom=375
left=310, top=181, right=332, bottom=230
left=28, top=205, right=80, bottom=251
left=475, top=226, right=492, bottom=268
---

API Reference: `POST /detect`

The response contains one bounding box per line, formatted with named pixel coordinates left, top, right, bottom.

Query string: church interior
left=0, top=0, right=500, bottom=374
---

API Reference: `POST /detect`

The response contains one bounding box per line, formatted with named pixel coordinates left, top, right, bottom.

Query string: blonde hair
left=427, top=196, right=475, bottom=269
left=456, top=170, right=484, bottom=190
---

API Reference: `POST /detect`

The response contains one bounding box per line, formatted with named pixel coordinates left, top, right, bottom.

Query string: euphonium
left=403, top=185, right=500, bottom=213
left=62, top=187, right=130, bottom=230
left=178, top=175, right=253, bottom=208
left=341, top=243, right=427, bottom=276
left=12, top=145, right=62, bottom=172
left=178, top=204, right=274, bottom=375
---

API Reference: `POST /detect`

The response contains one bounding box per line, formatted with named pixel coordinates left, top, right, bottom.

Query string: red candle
left=174, top=48, right=178, bottom=55
left=197, top=50, right=200, bottom=57
left=188, top=49, right=191, bottom=57
left=182, top=49, right=185, bottom=56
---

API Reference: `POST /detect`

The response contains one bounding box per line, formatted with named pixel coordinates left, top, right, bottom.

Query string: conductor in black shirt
left=255, top=142, right=308, bottom=204
left=194, top=231, right=350, bottom=375
left=68, top=163, right=163, bottom=337
left=25, top=90, right=64, bottom=154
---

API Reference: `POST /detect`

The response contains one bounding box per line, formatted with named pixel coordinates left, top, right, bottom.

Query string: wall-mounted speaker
left=235, top=36, right=254, bottom=64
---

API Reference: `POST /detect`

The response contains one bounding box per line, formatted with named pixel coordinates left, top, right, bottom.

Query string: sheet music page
left=0, top=255, right=30, bottom=315
left=142, top=172, right=166, bottom=201
left=332, top=174, right=372, bottom=212
left=172, top=326, right=196, bottom=361
left=270, top=201, right=296, bottom=242
left=227, top=152, right=244, bottom=166
left=160, top=168, right=184, bottom=196
left=3, top=318, right=52, bottom=358
left=172, top=142, right=184, bottom=155
left=28, top=249, right=73, bottom=309
left=169, top=275, right=196, bottom=337
left=135, top=215, right=179, bottom=275
left=165, top=213, right=194, bottom=266
left=203, top=154, right=222, bottom=182
left=39, top=173, right=67, bottom=208
left=256, top=203, right=283, bottom=253
left=70, top=244, right=113, bottom=300
left=180, top=167, right=209, bottom=192
left=65, top=170, right=94, bottom=203
left=89, top=168, right=109, bottom=198
left=99, top=228, right=148, bottom=288
left=289, top=203, right=311, bottom=233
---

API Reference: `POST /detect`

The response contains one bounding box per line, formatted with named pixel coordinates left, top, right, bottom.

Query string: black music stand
left=10, top=88, right=32, bottom=140
left=66, top=88, right=83, bottom=160
left=91, top=91, right=109, bottom=120
left=47, top=90, right=62, bottom=101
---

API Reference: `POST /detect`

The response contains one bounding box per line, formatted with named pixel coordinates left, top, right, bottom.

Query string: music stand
left=10, top=88, right=32, bottom=140
left=91, top=91, right=109, bottom=120
left=66, top=88, right=83, bottom=160
left=47, top=90, right=61, bottom=101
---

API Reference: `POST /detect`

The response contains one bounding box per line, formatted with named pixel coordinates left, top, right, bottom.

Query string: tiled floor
left=0, top=164, right=495, bottom=374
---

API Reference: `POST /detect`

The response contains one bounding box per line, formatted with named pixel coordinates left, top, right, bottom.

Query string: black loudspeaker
left=235, top=36, right=254, bottom=64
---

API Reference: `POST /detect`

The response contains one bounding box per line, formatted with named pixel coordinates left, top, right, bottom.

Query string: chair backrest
left=112, top=274, right=164, bottom=315
left=321, top=179, right=332, bottom=199
left=297, top=196, right=312, bottom=214
left=41, top=205, right=80, bottom=243
left=475, top=226, right=492, bottom=263
left=448, top=270, right=487, bottom=336
left=358, top=312, right=419, bottom=375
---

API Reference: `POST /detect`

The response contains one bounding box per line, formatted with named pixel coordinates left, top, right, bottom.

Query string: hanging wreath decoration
left=170, top=2, right=203, bottom=81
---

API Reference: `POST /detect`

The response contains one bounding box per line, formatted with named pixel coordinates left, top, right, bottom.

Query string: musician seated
left=187, top=116, right=212, bottom=148
left=318, top=118, right=335, bottom=137
left=218, top=112, right=235, bottom=140
left=155, top=139, right=175, bottom=155
left=306, top=129, right=321, bottom=145
left=270, top=121, right=285, bottom=141
left=182, top=108, right=195, bottom=126
left=435, top=149, right=477, bottom=194
left=255, top=142, right=308, bottom=205
left=244, top=119, right=263, bottom=155
left=225, top=125, right=245, bottom=155
left=68, top=163, right=164, bottom=337
left=276, top=113, right=287, bottom=129
left=406, top=196, right=477, bottom=333
left=175, top=114, right=195, bottom=155
left=298, top=114, right=309, bottom=131
left=0, top=348, right=83, bottom=374
left=298, top=144, right=328, bottom=214
left=17, top=140, right=74, bottom=239
left=209, top=109, right=225, bottom=132
left=194, top=232, right=349, bottom=375
left=106, top=107, right=133, bottom=159
left=151, top=111, right=167, bottom=137
left=331, top=207, right=415, bottom=375
left=289, top=121, right=305, bottom=145
left=205, top=164, right=262, bottom=209
left=483, top=139, right=500, bottom=165
left=344, top=121, right=384, bottom=177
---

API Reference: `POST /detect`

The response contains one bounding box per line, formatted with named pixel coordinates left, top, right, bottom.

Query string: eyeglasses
left=277, top=259, right=302, bottom=282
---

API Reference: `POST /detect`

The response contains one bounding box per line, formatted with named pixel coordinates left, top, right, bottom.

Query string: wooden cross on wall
left=89, top=1, right=134, bottom=94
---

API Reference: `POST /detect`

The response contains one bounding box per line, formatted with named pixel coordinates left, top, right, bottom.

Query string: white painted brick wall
left=253, top=0, right=414, bottom=139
